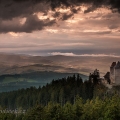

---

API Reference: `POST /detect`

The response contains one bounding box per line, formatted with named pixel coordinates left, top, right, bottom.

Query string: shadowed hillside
left=0, top=71, right=88, bottom=92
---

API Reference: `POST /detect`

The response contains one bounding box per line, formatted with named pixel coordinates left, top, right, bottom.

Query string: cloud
left=48, top=52, right=76, bottom=56
left=48, top=52, right=120, bottom=57
left=0, top=1, right=120, bottom=21
left=0, top=0, right=49, bottom=20
left=79, top=54, right=120, bottom=57
left=9, top=32, right=18, bottom=37
left=0, top=15, right=56, bottom=33
left=84, top=5, right=97, bottom=13
left=108, top=25, right=119, bottom=29
left=0, top=0, right=120, bottom=33
left=52, top=12, right=74, bottom=21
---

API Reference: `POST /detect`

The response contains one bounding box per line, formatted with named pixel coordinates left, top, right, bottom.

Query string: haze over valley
left=0, top=53, right=120, bottom=76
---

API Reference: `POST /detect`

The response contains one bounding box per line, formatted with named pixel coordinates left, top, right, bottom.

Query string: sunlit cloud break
left=48, top=52, right=120, bottom=57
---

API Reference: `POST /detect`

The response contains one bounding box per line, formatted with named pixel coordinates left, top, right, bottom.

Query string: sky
left=0, top=0, right=120, bottom=56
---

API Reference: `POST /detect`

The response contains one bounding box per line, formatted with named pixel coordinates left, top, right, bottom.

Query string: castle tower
left=110, top=62, right=116, bottom=84
left=115, top=61, right=120, bottom=84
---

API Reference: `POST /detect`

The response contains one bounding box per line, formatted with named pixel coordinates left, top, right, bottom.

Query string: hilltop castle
left=110, top=61, right=120, bottom=85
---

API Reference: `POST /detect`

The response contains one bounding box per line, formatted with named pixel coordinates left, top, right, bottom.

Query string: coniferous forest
left=0, top=74, right=120, bottom=120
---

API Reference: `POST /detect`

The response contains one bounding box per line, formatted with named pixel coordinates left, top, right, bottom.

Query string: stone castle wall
left=110, top=67, right=115, bottom=84
left=115, top=69, right=120, bottom=84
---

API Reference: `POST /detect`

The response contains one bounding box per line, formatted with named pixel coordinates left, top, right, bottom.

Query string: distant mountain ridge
left=0, top=53, right=120, bottom=76
left=0, top=53, right=83, bottom=75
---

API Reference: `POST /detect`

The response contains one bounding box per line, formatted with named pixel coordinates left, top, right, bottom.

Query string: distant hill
left=0, top=53, right=79, bottom=75
left=0, top=53, right=120, bottom=76
left=0, top=71, right=88, bottom=92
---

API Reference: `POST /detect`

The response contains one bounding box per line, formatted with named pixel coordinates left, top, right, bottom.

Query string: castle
left=110, top=61, right=120, bottom=85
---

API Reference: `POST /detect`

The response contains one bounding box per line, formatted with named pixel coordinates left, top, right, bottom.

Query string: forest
left=0, top=74, right=119, bottom=120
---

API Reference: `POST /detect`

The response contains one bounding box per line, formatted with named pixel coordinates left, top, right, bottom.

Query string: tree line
left=0, top=74, right=95, bottom=109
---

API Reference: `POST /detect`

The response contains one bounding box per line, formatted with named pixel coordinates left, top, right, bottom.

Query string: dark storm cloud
left=84, top=5, right=97, bottom=13
left=0, top=15, right=55, bottom=33
left=61, top=13, right=73, bottom=20
left=0, top=0, right=120, bottom=33
left=45, top=0, right=120, bottom=12
left=0, top=0, right=49, bottom=20
left=1, top=0, right=120, bottom=20
left=52, top=12, right=73, bottom=21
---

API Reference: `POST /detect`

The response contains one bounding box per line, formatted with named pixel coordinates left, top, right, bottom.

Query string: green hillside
left=0, top=71, right=88, bottom=92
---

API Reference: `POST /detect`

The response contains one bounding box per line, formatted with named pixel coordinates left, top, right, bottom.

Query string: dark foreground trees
left=0, top=74, right=119, bottom=120
left=0, top=95, right=120, bottom=120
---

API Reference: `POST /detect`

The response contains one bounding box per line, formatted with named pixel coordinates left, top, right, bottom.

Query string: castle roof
left=110, top=62, right=116, bottom=68
left=115, top=61, right=120, bottom=69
